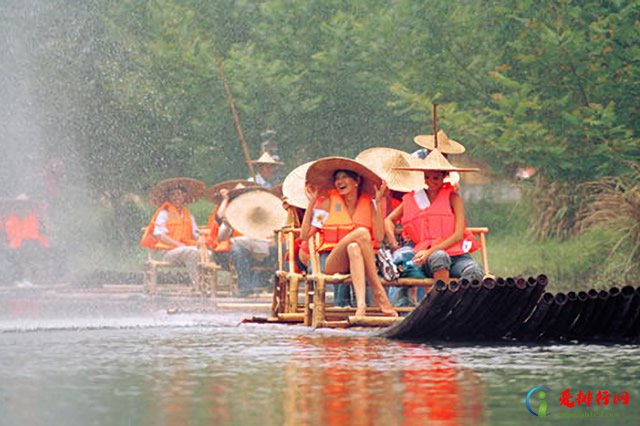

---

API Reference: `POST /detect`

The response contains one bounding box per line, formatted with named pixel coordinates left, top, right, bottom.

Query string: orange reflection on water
left=284, top=336, right=484, bottom=426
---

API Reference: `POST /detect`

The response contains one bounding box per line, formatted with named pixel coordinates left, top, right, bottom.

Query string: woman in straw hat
left=385, top=150, right=484, bottom=284
left=301, top=157, right=397, bottom=317
left=140, top=178, right=205, bottom=289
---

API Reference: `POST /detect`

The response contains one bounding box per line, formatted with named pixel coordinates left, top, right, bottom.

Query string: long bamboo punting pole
left=214, top=54, right=256, bottom=179
left=432, top=104, right=438, bottom=149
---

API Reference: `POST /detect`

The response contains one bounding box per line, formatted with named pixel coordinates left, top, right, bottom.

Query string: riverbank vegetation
left=1, top=0, right=637, bottom=289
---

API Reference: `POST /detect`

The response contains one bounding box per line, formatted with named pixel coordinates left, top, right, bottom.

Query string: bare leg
left=325, top=228, right=397, bottom=317
left=409, top=287, right=418, bottom=305
left=347, top=243, right=367, bottom=316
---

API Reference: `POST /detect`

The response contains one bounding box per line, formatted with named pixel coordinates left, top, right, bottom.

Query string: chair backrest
left=467, top=227, right=490, bottom=276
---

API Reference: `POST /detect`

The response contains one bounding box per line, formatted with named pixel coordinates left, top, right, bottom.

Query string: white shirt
left=153, top=209, right=199, bottom=237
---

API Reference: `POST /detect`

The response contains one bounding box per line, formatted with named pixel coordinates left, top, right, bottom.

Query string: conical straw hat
left=205, top=179, right=261, bottom=202
left=250, top=151, right=284, bottom=165
left=305, top=157, right=383, bottom=196
left=394, top=149, right=480, bottom=173
left=225, top=190, right=288, bottom=239
left=356, top=148, right=424, bottom=193
left=282, top=161, right=314, bottom=209
left=148, top=177, right=206, bottom=206
left=414, top=130, right=466, bottom=154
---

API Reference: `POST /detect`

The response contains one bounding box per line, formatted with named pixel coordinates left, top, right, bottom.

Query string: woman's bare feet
left=355, top=305, right=367, bottom=317
left=374, top=291, right=399, bottom=317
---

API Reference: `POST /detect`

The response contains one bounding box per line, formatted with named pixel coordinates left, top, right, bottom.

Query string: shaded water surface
left=1, top=289, right=639, bottom=425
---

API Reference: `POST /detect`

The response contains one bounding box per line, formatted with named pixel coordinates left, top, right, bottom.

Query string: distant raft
left=380, top=275, right=640, bottom=343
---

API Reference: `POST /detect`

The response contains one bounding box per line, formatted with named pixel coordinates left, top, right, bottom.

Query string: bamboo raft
left=379, top=275, right=640, bottom=343
left=250, top=273, right=640, bottom=344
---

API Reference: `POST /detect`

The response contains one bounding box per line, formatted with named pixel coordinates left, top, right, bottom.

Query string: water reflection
left=284, top=336, right=485, bottom=425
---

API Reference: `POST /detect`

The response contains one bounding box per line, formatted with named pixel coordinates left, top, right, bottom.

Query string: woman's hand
left=412, top=248, right=433, bottom=267
left=281, top=196, right=291, bottom=211
left=374, top=181, right=388, bottom=204
left=305, top=183, right=319, bottom=205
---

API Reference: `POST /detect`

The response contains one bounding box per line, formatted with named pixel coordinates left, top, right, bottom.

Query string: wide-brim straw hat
left=225, top=190, right=288, bottom=239
left=305, top=157, right=383, bottom=196
left=282, top=161, right=314, bottom=209
left=394, top=149, right=480, bottom=173
left=205, top=179, right=261, bottom=202
left=250, top=151, right=283, bottom=166
left=414, top=130, right=466, bottom=154
left=148, top=177, right=206, bottom=206
left=356, top=148, right=425, bottom=193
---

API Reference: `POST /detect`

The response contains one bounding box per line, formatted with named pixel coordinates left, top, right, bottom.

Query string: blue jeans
left=230, top=244, right=277, bottom=296
left=424, top=251, right=484, bottom=281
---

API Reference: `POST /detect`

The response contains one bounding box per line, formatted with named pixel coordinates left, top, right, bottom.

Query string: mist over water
left=1, top=2, right=48, bottom=198
left=0, top=1, right=145, bottom=284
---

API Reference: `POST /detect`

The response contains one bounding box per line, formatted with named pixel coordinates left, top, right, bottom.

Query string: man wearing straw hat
left=386, top=149, right=484, bottom=284
left=248, top=151, right=283, bottom=189
left=140, top=178, right=205, bottom=289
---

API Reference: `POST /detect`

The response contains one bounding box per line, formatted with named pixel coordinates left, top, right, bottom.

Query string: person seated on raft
left=215, top=185, right=278, bottom=296
left=385, top=149, right=484, bottom=283
left=140, top=178, right=205, bottom=289
left=301, top=157, right=398, bottom=318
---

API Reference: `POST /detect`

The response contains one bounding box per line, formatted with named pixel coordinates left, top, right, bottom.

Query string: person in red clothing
left=386, top=149, right=484, bottom=283
left=301, top=157, right=396, bottom=317
left=0, top=195, right=50, bottom=285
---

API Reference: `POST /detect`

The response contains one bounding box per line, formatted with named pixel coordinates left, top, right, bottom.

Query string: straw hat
left=148, top=177, right=206, bottom=206
left=228, top=184, right=276, bottom=200
left=356, top=148, right=425, bottom=193
left=225, top=190, right=288, bottom=239
left=414, top=130, right=466, bottom=154
left=205, top=179, right=261, bottom=202
left=282, top=161, right=314, bottom=209
left=305, top=157, right=383, bottom=196
left=250, top=151, right=284, bottom=166
left=394, top=149, right=480, bottom=173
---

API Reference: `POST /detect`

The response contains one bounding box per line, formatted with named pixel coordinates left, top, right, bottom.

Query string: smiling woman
left=301, top=157, right=397, bottom=318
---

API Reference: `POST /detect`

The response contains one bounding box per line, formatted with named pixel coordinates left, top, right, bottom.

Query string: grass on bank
left=466, top=196, right=635, bottom=292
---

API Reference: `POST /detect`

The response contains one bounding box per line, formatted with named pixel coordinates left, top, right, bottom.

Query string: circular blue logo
left=526, top=386, right=551, bottom=417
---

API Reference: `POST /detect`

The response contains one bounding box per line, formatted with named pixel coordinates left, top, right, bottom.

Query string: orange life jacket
left=140, top=202, right=197, bottom=250
left=317, top=189, right=378, bottom=252
left=204, top=206, right=242, bottom=252
left=401, top=185, right=479, bottom=255
left=4, top=213, right=49, bottom=249
left=205, top=220, right=242, bottom=252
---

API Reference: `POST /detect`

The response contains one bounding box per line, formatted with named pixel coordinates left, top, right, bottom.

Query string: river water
left=0, top=288, right=638, bottom=425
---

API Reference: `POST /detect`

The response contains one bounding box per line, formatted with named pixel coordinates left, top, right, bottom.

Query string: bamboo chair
left=271, top=208, right=307, bottom=321
left=142, top=227, right=220, bottom=297
left=305, top=227, right=491, bottom=328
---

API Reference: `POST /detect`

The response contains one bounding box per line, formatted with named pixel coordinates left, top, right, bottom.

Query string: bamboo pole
left=348, top=316, right=404, bottom=327
left=432, top=103, right=438, bottom=149
left=214, top=54, right=256, bottom=179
